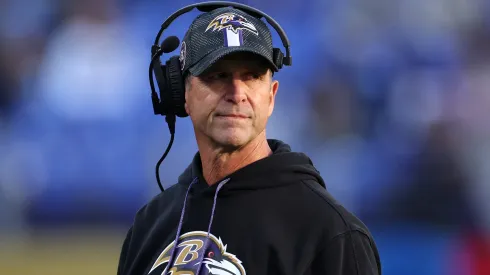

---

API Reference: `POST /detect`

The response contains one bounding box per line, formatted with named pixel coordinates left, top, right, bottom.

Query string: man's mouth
left=216, top=114, right=248, bottom=119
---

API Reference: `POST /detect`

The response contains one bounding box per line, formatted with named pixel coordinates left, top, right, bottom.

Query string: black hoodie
left=117, top=139, right=381, bottom=275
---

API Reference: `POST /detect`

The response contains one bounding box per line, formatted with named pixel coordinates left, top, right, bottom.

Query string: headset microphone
left=161, top=36, right=180, bottom=53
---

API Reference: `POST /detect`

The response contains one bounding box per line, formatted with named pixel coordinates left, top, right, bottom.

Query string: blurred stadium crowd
left=1, top=0, right=490, bottom=274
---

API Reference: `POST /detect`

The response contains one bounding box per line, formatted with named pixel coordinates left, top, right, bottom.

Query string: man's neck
left=197, top=133, right=272, bottom=185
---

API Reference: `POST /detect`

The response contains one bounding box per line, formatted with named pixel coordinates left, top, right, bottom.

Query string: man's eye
left=246, top=72, right=262, bottom=80
left=208, top=72, right=228, bottom=80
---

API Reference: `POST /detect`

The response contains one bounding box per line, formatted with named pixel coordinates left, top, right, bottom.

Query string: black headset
left=150, top=1, right=292, bottom=192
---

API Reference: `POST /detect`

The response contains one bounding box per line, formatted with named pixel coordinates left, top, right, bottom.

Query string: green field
left=0, top=228, right=126, bottom=275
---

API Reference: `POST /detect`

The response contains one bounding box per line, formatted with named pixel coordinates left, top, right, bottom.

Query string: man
left=117, top=6, right=381, bottom=275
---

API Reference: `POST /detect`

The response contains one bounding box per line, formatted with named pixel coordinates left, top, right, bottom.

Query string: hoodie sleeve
left=117, top=226, right=133, bottom=275
left=308, top=230, right=381, bottom=275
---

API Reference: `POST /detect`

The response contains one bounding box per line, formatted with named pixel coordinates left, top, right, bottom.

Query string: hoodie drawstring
left=162, top=177, right=198, bottom=275
left=195, top=178, right=230, bottom=275
left=163, top=177, right=230, bottom=275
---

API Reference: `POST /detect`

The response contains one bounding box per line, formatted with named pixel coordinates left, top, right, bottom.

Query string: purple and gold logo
left=148, top=231, right=246, bottom=275
left=205, top=12, right=258, bottom=36
left=205, top=12, right=258, bottom=47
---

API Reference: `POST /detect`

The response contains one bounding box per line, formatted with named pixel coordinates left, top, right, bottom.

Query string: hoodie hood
left=177, top=139, right=325, bottom=195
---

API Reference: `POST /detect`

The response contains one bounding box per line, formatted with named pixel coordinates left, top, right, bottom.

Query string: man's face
left=184, top=52, right=279, bottom=150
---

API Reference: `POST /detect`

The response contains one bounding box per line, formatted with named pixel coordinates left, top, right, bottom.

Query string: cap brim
left=188, top=46, right=278, bottom=76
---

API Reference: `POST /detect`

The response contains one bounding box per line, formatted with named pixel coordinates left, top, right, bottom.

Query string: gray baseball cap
left=179, top=7, right=279, bottom=76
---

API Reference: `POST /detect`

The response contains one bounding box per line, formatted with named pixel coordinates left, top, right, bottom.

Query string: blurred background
left=1, top=0, right=489, bottom=274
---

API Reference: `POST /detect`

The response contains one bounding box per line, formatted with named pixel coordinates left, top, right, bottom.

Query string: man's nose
left=224, top=78, right=247, bottom=104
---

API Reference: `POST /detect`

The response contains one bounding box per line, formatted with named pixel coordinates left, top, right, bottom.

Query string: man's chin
left=211, top=134, right=251, bottom=151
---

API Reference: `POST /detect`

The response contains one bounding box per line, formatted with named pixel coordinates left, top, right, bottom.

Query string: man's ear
left=268, top=79, right=279, bottom=117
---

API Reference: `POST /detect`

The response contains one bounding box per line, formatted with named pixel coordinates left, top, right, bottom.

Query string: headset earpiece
left=151, top=54, right=187, bottom=118
left=164, top=56, right=187, bottom=118
left=272, top=48, right=284, bottom=69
